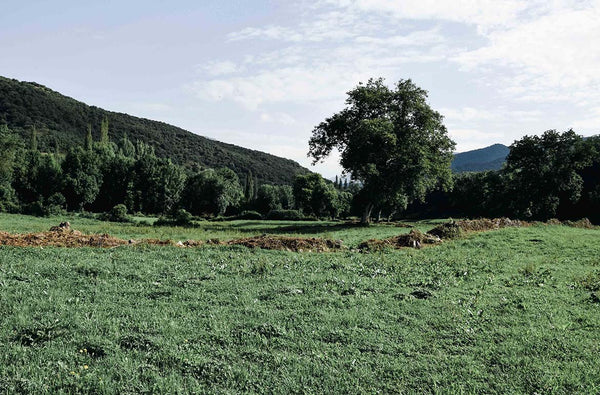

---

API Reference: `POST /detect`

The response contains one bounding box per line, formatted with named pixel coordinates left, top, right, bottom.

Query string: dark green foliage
left=181, top=168, right=243, bottom=216
left=265, top=209, right=306, bottom=220
left=131, top=145, right=186, bottom=214
left=12, top=150, right=63, bottom=211
left=174, top=209, right=194, bottom=226
left=101, top=204, right=131, bottom=223
left=293, top=173, right=346, bottom=219
left=309, top=78, right=455, bottom=223
left=255, top=184, right=294, bottom=214
left=235, top=210, right=263, bottom=220
left=155, top=209, right=194, bottom=227
left=504, top=130, right=590, bottom=220
left=61, top=147, right=102, bottom=210
left=0, top=76, right=309, bottom=185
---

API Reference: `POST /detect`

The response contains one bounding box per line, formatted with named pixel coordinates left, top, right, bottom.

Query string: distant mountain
left=451, top=143, right=510, bottom=173
left=0, top=76, right=309, bottom=185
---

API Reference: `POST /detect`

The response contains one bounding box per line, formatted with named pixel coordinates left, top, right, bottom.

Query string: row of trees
left=0, top=124, right=356, bottom=219
left=444, top=130, right=600, bottom=222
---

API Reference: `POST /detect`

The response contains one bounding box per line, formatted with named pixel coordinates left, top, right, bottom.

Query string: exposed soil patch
left=359, top=229, right=441, bottom=251
left=225, top=235, right=343, bottom=252
left=0, top=217, right=594, bottom=251
left=0, top=224, right=127, bottom=248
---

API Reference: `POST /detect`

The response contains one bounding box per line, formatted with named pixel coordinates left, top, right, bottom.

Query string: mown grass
left=0, top=218, right=599, bottom=393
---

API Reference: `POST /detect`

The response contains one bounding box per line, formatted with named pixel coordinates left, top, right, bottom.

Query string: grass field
left=1, top=214, right=599, bottom=393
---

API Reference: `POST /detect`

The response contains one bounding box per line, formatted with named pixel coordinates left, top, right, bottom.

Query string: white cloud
left=320, top=0, right=532, bottom=30
left=200, top=60, right=243, bottom=76
left=260, top=112, right=296, bottom=125
left=191, top=64, right=369, bottom=110
left=454, top=1, right=600, bottom=104
left=441, top=107, right=497, bottom=123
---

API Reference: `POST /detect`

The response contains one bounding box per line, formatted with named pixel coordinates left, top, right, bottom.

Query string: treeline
left=405, top=130, right=600, bottom=223
left=0, top=123, right=357, bottom=220
left=2, top=123, right=598, bottom=223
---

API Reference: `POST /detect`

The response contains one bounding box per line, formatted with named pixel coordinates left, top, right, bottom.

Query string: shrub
left=174, top=209, right=194, bottom=226
left=236, top=210, right=263, bottom=220
left=266, top=209, right=305, bottom=221
left=154, top=209, right=194, bottom=227
left=102, top=204, right=131, bottom=223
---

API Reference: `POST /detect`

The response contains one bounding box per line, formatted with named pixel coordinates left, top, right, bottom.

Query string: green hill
left=0, top=76, right=309, bottom=184
left=451, top=143, right=510, bottom=173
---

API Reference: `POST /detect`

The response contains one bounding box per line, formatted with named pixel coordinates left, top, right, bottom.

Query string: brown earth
left=359, top=229, right=441, bottom=251
left=0, top=218, right=594, bottom=251
left=0, top=228, right=127, bottom=248
left=225, top=235, right=343, bottom=252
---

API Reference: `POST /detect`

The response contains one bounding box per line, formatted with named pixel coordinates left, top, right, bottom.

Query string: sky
left=1, top=0, right=599, bottom=178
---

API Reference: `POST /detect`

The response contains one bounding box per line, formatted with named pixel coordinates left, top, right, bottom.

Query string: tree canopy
left=309, top=78, right=455, bottom=222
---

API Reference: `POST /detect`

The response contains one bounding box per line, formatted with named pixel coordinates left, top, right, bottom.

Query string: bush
left=154, top=209, right=194, bottom=227
left=265, top=209, right=305, bottom=221
left=101, top=204, right=131, bottom=223
left=235, top=210, right=263, bottom=220
left=174, top=209, right=194, bottom=226
left=46, top=193, right=66, bottom=216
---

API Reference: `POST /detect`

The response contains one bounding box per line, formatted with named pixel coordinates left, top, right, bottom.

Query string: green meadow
left=1, top=214, right=599, bottom=393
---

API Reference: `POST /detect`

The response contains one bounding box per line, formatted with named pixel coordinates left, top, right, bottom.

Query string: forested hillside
left=451, top=143, right=510, bottom=172
left=0, top=76, right=308, bottom=184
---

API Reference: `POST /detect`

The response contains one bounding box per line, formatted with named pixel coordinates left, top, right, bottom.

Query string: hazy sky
left=1, top=0, right=599, bottom=177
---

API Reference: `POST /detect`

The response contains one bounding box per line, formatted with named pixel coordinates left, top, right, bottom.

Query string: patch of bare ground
left=225, top=235, right=343, bottom=252
left=359, top=229, right=441, bottom=251
left=0, top=222, right=127, bottom=248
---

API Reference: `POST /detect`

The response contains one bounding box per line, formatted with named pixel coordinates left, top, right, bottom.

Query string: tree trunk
left=376, top=209, right=382, bottom=223
left=361, top=202, right=374, bottom=225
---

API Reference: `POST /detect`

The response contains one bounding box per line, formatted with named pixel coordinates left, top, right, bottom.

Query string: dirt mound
left=359, top=229, right=441, bottom=251
left=427, top=218, right=529, bottom=240
left=427, top=221, right=462, bottom=239
left=564, top=218, right=595, bottom=229
left=458, top=217, right=528, bottom=232
left=0, top=224, right=127, bottom=248
left=225, top=235, right=343, bottom=252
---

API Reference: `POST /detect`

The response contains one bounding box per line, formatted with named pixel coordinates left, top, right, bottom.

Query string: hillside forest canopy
left=0, top=77, right=599, bottom=224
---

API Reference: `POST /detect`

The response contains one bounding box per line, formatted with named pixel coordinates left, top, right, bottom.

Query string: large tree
left=308, top=78, right=455, bottom=223
left=504, top=129, right=590, bottom=220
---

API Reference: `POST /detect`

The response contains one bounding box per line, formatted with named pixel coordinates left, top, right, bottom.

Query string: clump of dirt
left=0, top=224, right=127, bottom=248
left=144, top=239, right=175, bottom=246
left=359, top=229, right=441, bottom=251
left=427, top=217, right=530, bottom=240
left=457, top=217, right=528, bottom=232
left=546, top=218, right=562, bottom=225
left=564, top=218, right=595, bottom=229
left=225, top=235, right=343, bottom=252
left=428, top=220, right=462, bottom=239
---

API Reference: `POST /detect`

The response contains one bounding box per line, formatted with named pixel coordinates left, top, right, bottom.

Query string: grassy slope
left=0, top=218, right=599, bottom=393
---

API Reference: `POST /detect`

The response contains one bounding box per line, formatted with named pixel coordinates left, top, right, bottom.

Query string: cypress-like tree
left=100, top=117, right=109, bottom=146
left=30, top=125, right=38, bottom=152
left=85, top=124, right=93, bottom=151
left=244, top=170, right=254, bottom=202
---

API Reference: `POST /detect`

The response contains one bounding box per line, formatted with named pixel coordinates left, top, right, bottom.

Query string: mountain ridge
left=0, top=76, right=309, bottom=185
left=451, top=143, right=510, bottom=173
